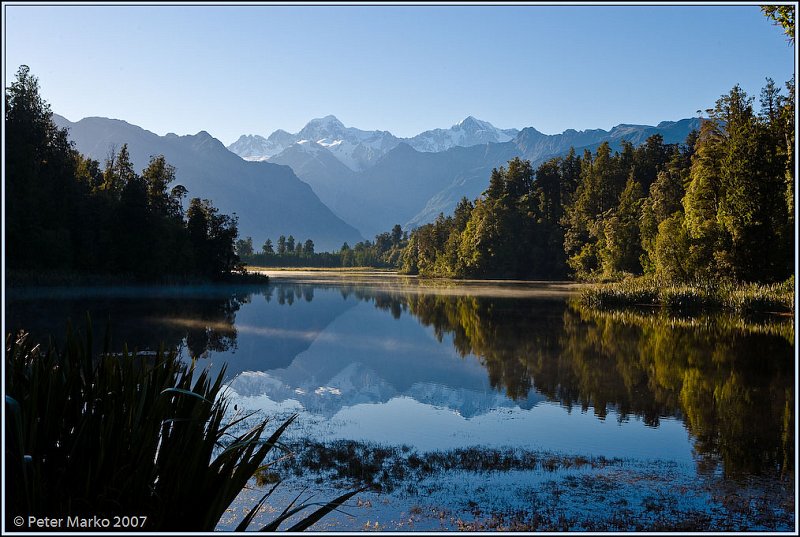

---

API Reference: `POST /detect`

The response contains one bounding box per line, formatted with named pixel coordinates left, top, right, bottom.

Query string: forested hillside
left=6, top=66, right=242, bottom=280
left=400, top=80, right=795, bottom=283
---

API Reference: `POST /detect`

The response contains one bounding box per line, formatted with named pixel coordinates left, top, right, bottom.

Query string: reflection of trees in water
left=175, top=283, right=792, bottom=478
left=272, top=285, right=315, bottom=306
left=183, top=290, right=249, bottom=358
left=403, top=294, right=562, bottom=400
left=564, top=305, right=793, bottom=479
left=108, top=288, right=258, bottom=360
left=12, top=282, right=791, bottom=478
left=387, top=292, right=793, bottom=479
left=7, top=286, right=271, bottom=362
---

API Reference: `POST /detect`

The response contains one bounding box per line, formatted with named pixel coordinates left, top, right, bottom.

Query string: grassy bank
left=578, top=276, right=794, bottom=314
left=246, top=265, right=396, bottom=273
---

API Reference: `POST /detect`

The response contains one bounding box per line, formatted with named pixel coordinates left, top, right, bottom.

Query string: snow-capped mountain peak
left=298, top=115, right=347, bottom=142
left=226, top=115, right=521, bottom=168
left=407, top=117, right=518, bottom=153
left=227, top=115, right=402, bottom=172
left=457, top=116, right=491, bottom=130
left=227, top=134, right=274, bottom=161
left=308, top=114, right=345, bottom=129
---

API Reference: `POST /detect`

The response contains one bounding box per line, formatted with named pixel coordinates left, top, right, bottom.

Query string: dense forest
left=6, top=66, right=242, bottom=281
left=400, top=79, right=795, bottom=284
left=8, top=65, right=793, bottom=286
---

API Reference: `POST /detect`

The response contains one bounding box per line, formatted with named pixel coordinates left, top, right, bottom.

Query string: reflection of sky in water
left=223, top=298, right=516, bottom=410
left=217, top=291, right=697, bottom=465
left=234, top=392, right=695, bottom=464
left=7, top=277, right=791, bottom=478
left=334, top=399, right=694, bottom=462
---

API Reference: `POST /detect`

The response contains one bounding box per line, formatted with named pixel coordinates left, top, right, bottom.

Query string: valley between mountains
left=54, top=113, right=700, bottom=249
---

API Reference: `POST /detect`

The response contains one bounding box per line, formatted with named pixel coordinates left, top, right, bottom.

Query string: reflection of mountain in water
left=6, top=280, right=793, bottom=478
left=210, top=284, right=357, bottom=375
left=400, top=293, right=794, bottom=479
left=228, top=285, right=793, bottom=478
left=227, top=298, right=546, bottom=418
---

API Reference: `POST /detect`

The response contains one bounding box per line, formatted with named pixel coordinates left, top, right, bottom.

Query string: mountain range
left=227, top=115, right=519, bottom=171
left=53, top=112, right=702, bottom=249
left=230, top=115, right=701, bottom=237
left=52, top=114, right=364, bottom=251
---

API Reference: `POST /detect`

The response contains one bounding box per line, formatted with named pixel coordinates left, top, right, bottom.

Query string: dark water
left=5, top=274, right=795, bottom=507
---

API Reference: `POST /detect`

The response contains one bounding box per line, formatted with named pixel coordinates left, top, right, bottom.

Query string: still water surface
left=6, top=272, right=795, bottom=527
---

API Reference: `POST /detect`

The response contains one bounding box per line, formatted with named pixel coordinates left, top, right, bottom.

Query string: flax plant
left=5, top=319, right=359, bottom=531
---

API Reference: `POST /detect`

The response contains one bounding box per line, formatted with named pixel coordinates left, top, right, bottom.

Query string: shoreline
left=5, top=269, right=270, bottom=288
left=9, top=269, right=792, bottom=317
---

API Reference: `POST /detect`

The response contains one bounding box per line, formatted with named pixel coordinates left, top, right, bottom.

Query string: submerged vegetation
left=5, top=322, right=358, bottom=531
left=281, top=440, right=616, bottom=493
left=267, top=437, right=793, bottom=532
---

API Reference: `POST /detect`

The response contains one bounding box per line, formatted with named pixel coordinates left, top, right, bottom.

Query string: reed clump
left=5, top=320, right=357, bottom=531
left=579, top=276, right=794, bottom=314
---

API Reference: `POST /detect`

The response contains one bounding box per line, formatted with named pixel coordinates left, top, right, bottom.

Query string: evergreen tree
left=563, top=146, right=619, bottom=279
left=640, top=167, right=686, bottom=273
left=141, top=155, right=177, bottom=215
left=6, top=65, right=80, bottom=269
left=391, top=225, right=403, bottom=246
left=340, top=242, right=354, bottom=267
left=115, top=169, right=151, bottom=274
left=600, top=177, right=644, bottom=275
left=186, top=198, right=241, bottom=278
left=102, top=144, right=137, bottom=200
left=683, top=117, right=727, bottom=278
left=652, top=213, right=692, bottom=281
left=235, top=237, right=254, bottom=256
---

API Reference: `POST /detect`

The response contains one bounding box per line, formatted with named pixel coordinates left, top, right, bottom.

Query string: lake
left=5, top=272, right=795, bottom=531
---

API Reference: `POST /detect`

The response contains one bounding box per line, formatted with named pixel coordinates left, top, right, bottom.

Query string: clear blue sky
left=4, top=3, right=795, bottom=145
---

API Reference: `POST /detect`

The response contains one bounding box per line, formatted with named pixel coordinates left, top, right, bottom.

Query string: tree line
left=400, top=79, right=794, bottom=284
left=240, top=224, right=410, bottom=268
left=6, top=66, right=242, bottom=281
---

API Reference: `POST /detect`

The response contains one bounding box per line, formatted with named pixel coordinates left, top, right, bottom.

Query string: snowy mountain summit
left=297, top=115, right=348, bottom=143
left=299, top=115, right=401, bottom=171
left=407, top=116, right=519, bottom=153
left=227, top=115, right=518, bottom=170
left=228, top=131, right=295, bottom=162
left=228, top=115, right=400, bottom=171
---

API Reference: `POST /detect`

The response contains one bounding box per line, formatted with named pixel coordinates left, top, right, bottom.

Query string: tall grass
left=5, top=320, right=359, bottom=531
left=579, top=276, right=794, bottom=315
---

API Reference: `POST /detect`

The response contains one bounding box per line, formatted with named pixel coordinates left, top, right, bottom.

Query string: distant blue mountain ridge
left=246, top=115, right=701, bottom=236
left=54, top=112, right=701, bottom=248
